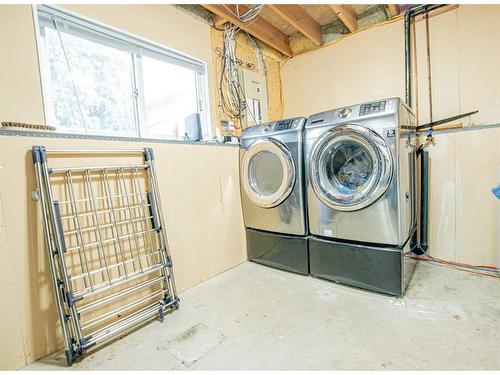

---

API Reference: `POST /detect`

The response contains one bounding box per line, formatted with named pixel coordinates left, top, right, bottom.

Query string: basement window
left=35, top=5, right=210, bottom=140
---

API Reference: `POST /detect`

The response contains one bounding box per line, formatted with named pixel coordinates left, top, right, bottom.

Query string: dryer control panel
left=359, top=100, right=386, bottom=116
left=241, top=117, right=307, bottom=140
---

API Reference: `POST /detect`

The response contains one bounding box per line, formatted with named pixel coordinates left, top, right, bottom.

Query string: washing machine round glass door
left=310, top=124, right=393, bottom=211
left=241, top=138, right=296, bottom=208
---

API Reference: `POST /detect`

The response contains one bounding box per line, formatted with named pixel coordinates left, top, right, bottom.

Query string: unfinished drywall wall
left=0, top=4, right=246, bottom=369
left=281, top=5, right=500, bottom=265
left=0, top=199, right=27, bottom=370
left=209, top=27, right=285, bottom=135
left=0, top=5, right=45, bottom=125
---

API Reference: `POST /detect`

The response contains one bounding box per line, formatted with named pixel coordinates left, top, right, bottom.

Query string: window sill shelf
left=0, top=129, right=239, bottom=148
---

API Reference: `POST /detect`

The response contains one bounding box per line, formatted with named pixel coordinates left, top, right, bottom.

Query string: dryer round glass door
left=310, top=124, right=393, bottom=211
left=242, top=138, right=296, bottom=208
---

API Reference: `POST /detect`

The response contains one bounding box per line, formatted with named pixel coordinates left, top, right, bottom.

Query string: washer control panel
left=359, top=100, right=386, bottom=116
left=274, top=119, right=295, bottom=131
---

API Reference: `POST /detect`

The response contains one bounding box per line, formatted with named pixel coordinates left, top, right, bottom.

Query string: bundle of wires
left=245, top=31, right=266, bottom=77
left=217, top=5, right=264, bottom=129
left=233, top=4, right=264, bottom=23
left=218, top=24, right=247, bottom=126
left=408, top=252, right=499, bottom=279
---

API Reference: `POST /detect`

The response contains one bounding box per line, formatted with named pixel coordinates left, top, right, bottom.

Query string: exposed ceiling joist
left=387, top=4, right=400, bottom=17
left=268, top=4, right=322, bottom=46
left=201, top=4, right=292, bottom=56
left=329, top=5, right=358, bottom=33
left=212, top=14, right=227, bottom=28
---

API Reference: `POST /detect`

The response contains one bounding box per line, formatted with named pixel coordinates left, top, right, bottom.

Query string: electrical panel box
left=239, top=69, right=269, bottom=129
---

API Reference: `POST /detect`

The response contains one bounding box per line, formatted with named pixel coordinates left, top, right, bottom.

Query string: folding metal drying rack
left=32, top=147, right=179, bottom=366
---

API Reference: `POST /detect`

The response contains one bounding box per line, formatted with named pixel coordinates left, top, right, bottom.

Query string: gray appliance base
left=246, top=228, right=309, bottom=275
left=309, top=232, right=417, bottom=297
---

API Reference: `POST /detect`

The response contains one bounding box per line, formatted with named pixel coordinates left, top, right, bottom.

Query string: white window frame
left=33, top=4, right=212, bottom=140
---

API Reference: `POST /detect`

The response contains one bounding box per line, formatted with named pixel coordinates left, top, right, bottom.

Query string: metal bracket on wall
left=416, top=110, right=479, bottom=131
left=32, top=146, right=179, bottom=366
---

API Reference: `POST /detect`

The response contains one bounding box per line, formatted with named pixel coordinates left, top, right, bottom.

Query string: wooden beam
left=329, top=5, right=358, bottom=33
left=268, top=5, right=322, bottom=46
left=213, top=14, right=227, bottom=28
left=387, top=4, right=400, bottom=17
left=201, top=4, right=292, bottom=56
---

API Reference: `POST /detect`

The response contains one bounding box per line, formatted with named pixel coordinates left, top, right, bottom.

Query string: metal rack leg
left=39, top=148, right=85, bottom=344
left=32, top=147, right=74, bottom=361
left=144, top=148, right=179, bottom=305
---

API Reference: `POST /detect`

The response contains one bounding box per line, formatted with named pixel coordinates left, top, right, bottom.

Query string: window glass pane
left=37, top=6, right=208, bottom=140
left=140, top=56, right=198, bottom=139
left=43, top=26, right=136, bottom=135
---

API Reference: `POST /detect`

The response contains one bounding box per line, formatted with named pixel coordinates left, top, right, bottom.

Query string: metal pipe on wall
left=424, top=11, right=434, bottom=123
left=404, top=10, right=412, bottom=106
left=404, top=5, right=444, bottom=256
left=404, top=4, right=444, bottom=108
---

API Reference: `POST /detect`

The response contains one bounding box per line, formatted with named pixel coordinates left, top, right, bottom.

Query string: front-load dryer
left=240, top=118, right=308, bottom=274
left=304, top=98, right=417, bottom=296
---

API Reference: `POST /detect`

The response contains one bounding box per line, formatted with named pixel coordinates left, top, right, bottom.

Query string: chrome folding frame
left=32, top=146, right=179, bottom=366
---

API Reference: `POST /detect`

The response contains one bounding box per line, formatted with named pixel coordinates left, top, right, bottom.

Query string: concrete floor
left=25, top=261, right=499, bottom=370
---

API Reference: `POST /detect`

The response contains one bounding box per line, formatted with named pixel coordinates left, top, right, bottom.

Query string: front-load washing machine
left=304, top=97, right=417, bottom=296
left=240, top=118, right=308, bottom=275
